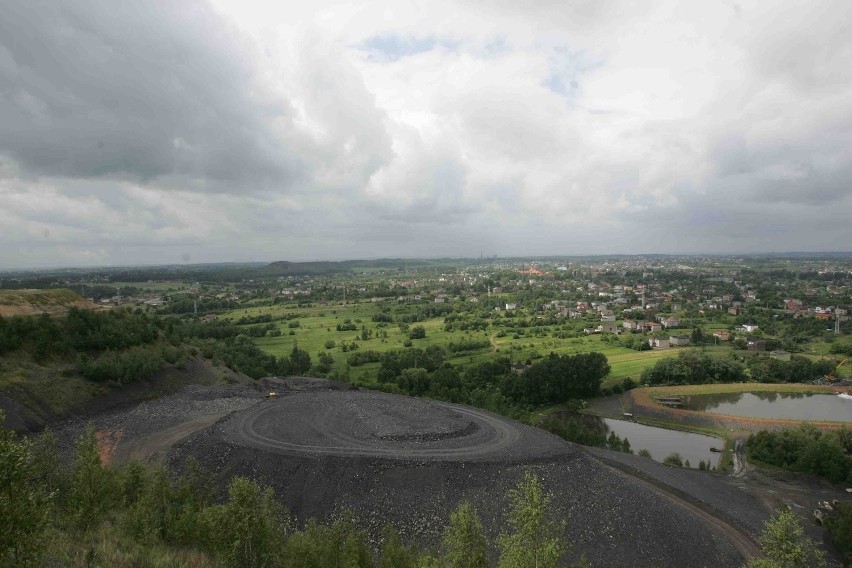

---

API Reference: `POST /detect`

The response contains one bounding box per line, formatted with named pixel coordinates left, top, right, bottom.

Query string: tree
left=409, top=326, right=426, bottom=340
left=823, top=500, right=852, bottom=566
left=498, top=472, right=565, bottom=568
left=379, top=524, right=419, bottom=568
left=202, top=476, right=289, bottom=568
left=289, top=343, right=311, bottom=375
left=443, top=501, right=489, bottom=568
left=69, top=426, right=119, bottom=532
left=746, top=509, right=826, bottom=568
left=0, top=411, right=52, bottom=566
left=690, top=327, right=704, bottom=345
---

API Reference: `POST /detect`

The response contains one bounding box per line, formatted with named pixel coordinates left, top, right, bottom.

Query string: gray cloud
left=0, top=0, right=850, bottom=267
left=0, top=0, right=304, bottom=191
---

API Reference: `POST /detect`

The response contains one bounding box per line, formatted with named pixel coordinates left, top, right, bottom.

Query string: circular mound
left=172, top=387, right=752, bottom=567
left=221, top=390, right=570, bottom=461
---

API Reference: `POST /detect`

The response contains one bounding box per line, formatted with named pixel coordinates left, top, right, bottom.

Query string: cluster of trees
left=195, top=338, right=311, bottom=379
left=447, top=338, right=491, bottom=353
left=377, top=347, right=448, bottom=383
left=744, top=356, right=836, bottom=383
left=0, top=309, right=161, bottom=359
left=747, top=424, right=852, bottom=484
left=373, top=350, right=609, bottom=414
left=1, top=416, right=583, bottom=567
left=641, top=352, right=747, bottom=385
left=76, top=344, right=182, bottom=384
left=0, top=308, right=321, bottom=383
left=502, top=353, right=609, bottom=406
left=346, top=350, right=383, bottom=366
left=642, top=350, right=839, bottom=386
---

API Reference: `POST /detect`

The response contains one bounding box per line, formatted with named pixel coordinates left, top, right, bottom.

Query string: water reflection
left=682, top=392, right=852, bottom=422
left=552, top=412, right=722, bottom=469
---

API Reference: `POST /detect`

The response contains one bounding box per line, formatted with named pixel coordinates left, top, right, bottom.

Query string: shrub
left=663, top=453, right=684, bottom=467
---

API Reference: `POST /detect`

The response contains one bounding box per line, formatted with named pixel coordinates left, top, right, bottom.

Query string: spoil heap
left=171, top=388, right=746, bottom=567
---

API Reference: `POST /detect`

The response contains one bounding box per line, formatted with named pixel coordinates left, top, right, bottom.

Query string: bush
left=747, top=509, right=825, bottom=568
left=201, top=477, right=289, bottom=568
left=824, top=500, right=852, bottom=566
left=0, top=410, right=52, bottom=566
left=747, top=424, right=852, bottom=484
left=663, top=453, right=684, bottom=467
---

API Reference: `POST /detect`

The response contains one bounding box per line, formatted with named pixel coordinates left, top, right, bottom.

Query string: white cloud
left=0, top=0, right=850, bottom=267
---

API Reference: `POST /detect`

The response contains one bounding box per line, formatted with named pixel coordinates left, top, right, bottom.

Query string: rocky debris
left=49, top=383, right=263, bottom=457
left=168, top=388, right=750, bottom=567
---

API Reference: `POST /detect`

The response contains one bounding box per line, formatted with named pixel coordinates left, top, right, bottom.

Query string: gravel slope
left=169, top=388, right=750, bottom=567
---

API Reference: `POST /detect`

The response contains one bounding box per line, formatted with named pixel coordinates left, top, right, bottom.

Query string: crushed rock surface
left=169, top=388, right=749, bottom=567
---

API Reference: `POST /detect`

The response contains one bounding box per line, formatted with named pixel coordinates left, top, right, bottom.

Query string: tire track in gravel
left=220, top=391, right=560, bottom=461
left=227, top=401, right=520, bottom=459
left=595, top=456, right=762, bottom=563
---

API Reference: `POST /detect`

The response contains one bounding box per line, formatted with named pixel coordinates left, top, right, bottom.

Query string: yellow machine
left=825, top=358, right=848, bottom=381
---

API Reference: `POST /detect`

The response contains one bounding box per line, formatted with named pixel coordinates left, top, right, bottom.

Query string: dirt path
left=113, top=413, right=228, bottom=464
left=488, top=332, right=498, bottom=352
left=731, top=438, right=748, bottom=478
left=597, top=457, right=763, bottom=563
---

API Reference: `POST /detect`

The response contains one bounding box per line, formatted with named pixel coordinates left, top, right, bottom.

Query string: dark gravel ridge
left=169, top=389, right=748, bottom=567
left=586, top=447, right=770, bottom=538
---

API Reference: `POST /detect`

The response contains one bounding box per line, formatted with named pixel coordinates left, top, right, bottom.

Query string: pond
left=681, top=392, right=852, bottom=422
left=552, top=412, right=723, bottom=469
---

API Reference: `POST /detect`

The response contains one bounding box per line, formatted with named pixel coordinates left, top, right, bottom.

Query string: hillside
left=0, top=353, right=249, bottom=433
left=0, top=288, right=99, bottom=317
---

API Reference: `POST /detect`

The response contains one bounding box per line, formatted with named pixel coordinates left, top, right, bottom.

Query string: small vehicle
left=265, top=392, right=279, bottom=398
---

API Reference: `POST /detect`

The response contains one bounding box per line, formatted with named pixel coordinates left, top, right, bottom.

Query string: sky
left=1, top=0, right=851, bottom=268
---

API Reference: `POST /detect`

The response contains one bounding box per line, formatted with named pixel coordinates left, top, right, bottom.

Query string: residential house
left=662, top=317, right=680, bottom=329
left=649, top=337, right=670, bottom=349
left=505, top=302, right=517, bottom=310
left=713, top=331, right=731, bottom=341
left=747, top=338, right=767, bottom=351
left=623, top=320, right=638, bottom=331
left=669, top=335, right=690, bottom=346
left=641, top=322, right=662, bottom=333
left=599, top=322, right=618, bottom=334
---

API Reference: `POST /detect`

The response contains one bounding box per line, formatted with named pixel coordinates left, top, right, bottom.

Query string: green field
left=222, top=301, right=710, bottom=386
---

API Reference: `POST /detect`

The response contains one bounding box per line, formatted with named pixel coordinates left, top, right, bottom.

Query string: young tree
left=379, top=524, right=419, bottom=568
left=289, top=342, right=312, bottom=375
left=0, top=411, right=52, bottom=566
left=69, top=426, right=119, bottom=533
left=202, top=476, right=290, bottom=568
left=442, top=501, right=489, bottom=568
left=746, top=509, right=826, bottom=568
left=498, top=472, right=565, bottom=568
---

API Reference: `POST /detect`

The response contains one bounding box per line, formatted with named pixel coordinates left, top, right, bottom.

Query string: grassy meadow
left=220, top=300, right=713, bottom=386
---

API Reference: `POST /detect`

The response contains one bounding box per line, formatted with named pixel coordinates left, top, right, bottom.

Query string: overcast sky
left=1, top=1, right=850, bottom=268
